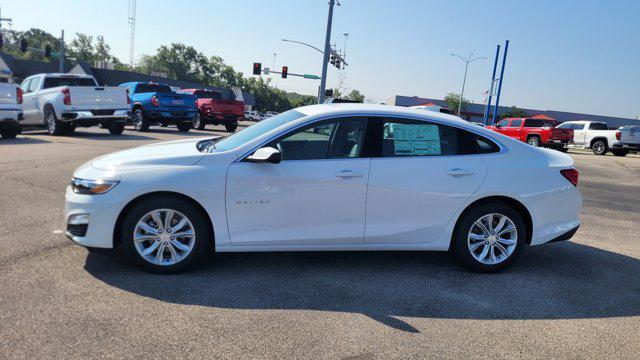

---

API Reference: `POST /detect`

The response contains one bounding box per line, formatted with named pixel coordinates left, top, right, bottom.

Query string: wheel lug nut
left=167, top=229, right=171, bottom=233
left=155, top=238, right=160, bottom=241
left=170, top=236, right=175, bottom=240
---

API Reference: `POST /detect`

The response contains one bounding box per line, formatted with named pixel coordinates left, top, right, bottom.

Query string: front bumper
left=64, top=186, right=121, bottom=248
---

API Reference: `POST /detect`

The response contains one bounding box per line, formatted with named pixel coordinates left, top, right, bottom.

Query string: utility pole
left=128, top=0, right=137, bottom=68
left=451, top=53, right=486, bottom=116
left=59, top=30, right=64, bottom=73
left=318, top=0, right=336, bottom=104
left=0, top=7, right=13, bottom=50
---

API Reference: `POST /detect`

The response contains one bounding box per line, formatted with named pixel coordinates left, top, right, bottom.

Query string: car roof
left=30, top=73, right=94, bottom=78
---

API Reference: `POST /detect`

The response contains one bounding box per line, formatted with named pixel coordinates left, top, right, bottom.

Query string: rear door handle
left=445, top=168, right=474, bottom=177
left=335, top=170, right=364, bottom=178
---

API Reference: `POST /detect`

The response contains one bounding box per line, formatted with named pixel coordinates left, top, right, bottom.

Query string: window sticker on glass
left=390, top=124, right=441, bottom=156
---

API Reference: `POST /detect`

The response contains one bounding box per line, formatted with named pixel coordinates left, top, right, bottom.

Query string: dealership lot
left=1, top=127, right=639, bottom=359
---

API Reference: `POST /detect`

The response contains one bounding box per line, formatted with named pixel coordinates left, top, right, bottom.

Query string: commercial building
left=387, top=95, right=639, bottom=129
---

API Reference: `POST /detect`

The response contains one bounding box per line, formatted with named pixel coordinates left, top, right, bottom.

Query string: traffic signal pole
left=491, top=40, right=509, bottom=125
left=318, top=0, right=335, bottom=104
left=59, top=30, right=65, bottom=73
left=483, top=45, right=500, bottom=125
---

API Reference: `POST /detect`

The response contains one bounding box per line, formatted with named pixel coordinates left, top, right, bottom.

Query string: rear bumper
left=60, top=109, right=130, bottom=123
left=202, top=112, right=242, bottom=123
left=622, top=143, right=640, bottom=150
left=146, top=110, right=197, bottom=122
left=547, top=225, right=580, bottom=243
left=0, top=109, right=23, bottom=122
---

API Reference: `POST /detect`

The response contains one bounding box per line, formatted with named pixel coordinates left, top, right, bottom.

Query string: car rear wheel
left=45, top=108, right=65, bottom=136
left=132, top=109, right=149, bottom=132
left=0, top=122, right=21, bottom=139
left=192, top=114, right=206, bottom=130
left=527, top=136, right=541, bottom=147
left=108, top=122, right=125, bottom=135
left=557, top=146, right=569, bottom=152
left=177, top=122, right=192, bottom=132
left=453, top=202, right=526, bottom=273
left=592, top=140, right=608, bottom=155
left=611, top=149, right=628, bottom=157
left=120, top=197, right=212, bottom=273
left=225, top=123, right=238, bottom=132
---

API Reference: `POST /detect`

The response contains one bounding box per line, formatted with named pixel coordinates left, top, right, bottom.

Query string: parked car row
left=484, top=117, right=637, bottom=156
left=4, top=73, right=245, bottom=138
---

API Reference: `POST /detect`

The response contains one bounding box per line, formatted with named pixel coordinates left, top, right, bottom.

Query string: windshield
left=205, top=110, right=305, bottom=153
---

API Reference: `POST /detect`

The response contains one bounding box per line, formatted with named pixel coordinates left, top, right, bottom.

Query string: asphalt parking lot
left=1, top=126, right=639, bottom=359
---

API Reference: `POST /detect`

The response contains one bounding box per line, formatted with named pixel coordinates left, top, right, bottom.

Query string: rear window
left=589, top=122, right=609, bottom=130
left=42, top=77, right=97, bottom=89
left=524, top=119, right=545, bottom=127
left=194, top=90, right=222, bottom=100
left=135, top=84, right=172, bottom=94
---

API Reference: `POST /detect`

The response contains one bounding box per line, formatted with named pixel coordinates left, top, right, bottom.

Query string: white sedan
left=65, top=104, right=582, bottom=273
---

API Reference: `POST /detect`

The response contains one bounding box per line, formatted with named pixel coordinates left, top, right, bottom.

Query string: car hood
left=91, top=137, right=209, bottom=171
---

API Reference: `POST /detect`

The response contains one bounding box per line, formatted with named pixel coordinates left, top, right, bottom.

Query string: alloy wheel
left=467, top=213, right=517, bottom=265
left=133, top=209, right=196, bottom=266
left=47, top=113, right=56, bottom=133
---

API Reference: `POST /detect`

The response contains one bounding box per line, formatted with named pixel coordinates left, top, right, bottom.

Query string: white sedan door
left=226, top=117, right=370, bottom=246
left=364, top=118, right=489, bottom=244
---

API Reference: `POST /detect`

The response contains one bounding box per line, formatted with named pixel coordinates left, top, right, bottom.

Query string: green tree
left=67, top=33, right=95, bottom=62
left=444, top=93, right=469, bottom=114
left=3, top=28, right=61, bottom=62
left=500, top=106, right=528, bottom=119
left=346, top=89, right=365, bottom=103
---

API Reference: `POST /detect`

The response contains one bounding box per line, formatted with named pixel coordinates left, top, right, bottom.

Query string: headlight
left=71, top=178, right=119, bottom=195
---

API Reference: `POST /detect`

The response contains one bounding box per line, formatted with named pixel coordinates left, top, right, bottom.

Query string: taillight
left=126, top=89, right=131, bottom=105
left=616, top=131, right=621, bottom=140
left=560, top=169, right=579, bottom=187
left=151, top=95, right=159, bottom=107
left=62, top=88, right=71, bottom=105
left=16, top=87, right=23, bottom=104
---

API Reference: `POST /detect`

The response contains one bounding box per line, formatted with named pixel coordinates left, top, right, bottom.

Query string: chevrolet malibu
left=65, top=104, right=582, bottom=273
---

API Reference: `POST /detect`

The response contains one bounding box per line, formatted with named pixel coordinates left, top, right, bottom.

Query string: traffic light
left=281, top=66, right=288, bottom=79
left=329, top=53, right=335, bottom=65
left=45, top=45, right=52, bottom=58
left=252, top=62, right=262, bottom=75
left=335, top=59, right=341, bottom=69
left=20, top=39, right=28, bottom=53
left=324, top=89, right=334, bottom=98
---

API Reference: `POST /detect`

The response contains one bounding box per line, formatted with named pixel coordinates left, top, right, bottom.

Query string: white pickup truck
left=556, top=120, right=627, bottom=156
left=0, top=83, right=24, bottom=139
left=19, top=73, right=131, bottom=136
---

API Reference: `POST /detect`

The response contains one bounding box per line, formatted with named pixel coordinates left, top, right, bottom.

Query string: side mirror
left=246, top=147, right=281, bottom=164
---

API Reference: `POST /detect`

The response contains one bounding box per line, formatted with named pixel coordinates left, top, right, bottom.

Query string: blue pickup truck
left=119, top=82, right=197, bottom=132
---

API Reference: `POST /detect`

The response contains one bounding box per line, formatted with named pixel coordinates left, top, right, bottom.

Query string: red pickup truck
left=178, top=89, right=244, bottom=132
left=487, top=117, right=573, bottom=151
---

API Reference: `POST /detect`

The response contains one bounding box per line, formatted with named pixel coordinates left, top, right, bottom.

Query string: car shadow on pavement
left=84, top=242, right=640, bottom=333
left=0, top=137, right=50, bottom=144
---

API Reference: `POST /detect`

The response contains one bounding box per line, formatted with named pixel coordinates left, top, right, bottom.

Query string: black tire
left=0, top=122, right=21, bottom=139
left=557, top=146, right=569, bottom=153
left=527, top=136, right=541, bottom=147
left=176, top=122, right=192, bottom=132
left=120, top=196, right=213, bottom=273
left=225, top=123, right=238, bottom=132
left=45, top=108, right=65, bottom=136
left=108, top=122, right=125, bottom=135
left=611, top=149, right=629, bottom=157
left=192, top=114, right=206, bottom=130
left=453, top=201, right=527, bottom=273
left=592, top=140, right=608, bottom=155
left=132, top=109, right=149, bottom=132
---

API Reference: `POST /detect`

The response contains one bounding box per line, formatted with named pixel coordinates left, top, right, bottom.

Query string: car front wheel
left=527, top=136, right=541, bottom=147
left=120, top=197, right=212, bottom=273
left=453, top=202, right=526, bottom=273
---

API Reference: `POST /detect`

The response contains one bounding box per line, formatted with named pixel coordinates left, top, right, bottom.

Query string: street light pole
left=451, top=53, right=486, bottom=116
left=318, top=0, right=336, bottom=104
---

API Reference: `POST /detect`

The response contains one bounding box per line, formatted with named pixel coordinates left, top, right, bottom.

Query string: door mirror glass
left=246, top=147, right=281, bottom=164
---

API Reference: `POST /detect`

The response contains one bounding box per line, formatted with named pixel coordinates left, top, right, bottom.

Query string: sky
left=2, top=0, right=639, bottom=118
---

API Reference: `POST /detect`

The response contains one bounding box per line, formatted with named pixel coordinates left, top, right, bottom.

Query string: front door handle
left=335, top=170, right=364, bottom=178
left=445, top=168, right=474, bottom=177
